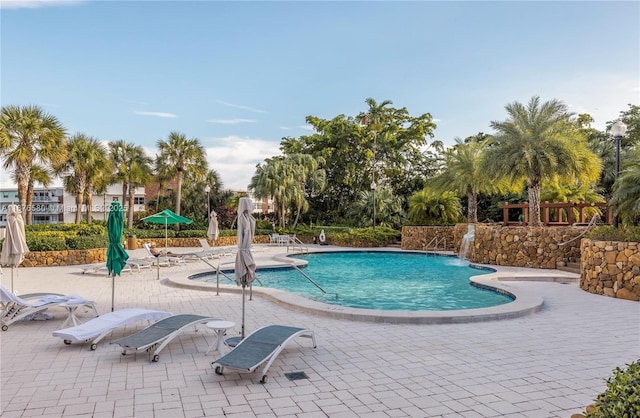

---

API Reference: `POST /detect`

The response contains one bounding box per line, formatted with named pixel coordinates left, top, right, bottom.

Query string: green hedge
left=586, top=226, right=640, bottom=242
left=585, top=359, right=640, bottom=417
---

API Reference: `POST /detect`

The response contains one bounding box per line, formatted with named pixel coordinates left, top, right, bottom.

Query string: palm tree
left=611, top=146, right=640, bottom=224
left=482, top=96, right=600, bottom=226
left=156, top=132, right=207, bottom=216
left=85, top=143, right=112, bottom=223
left=57, top=134, right=95, bottom=223
left=408, top=188, right=462, bottom=225
left=350, top=188, right=405, bottom=228
left=109, top=141, right=152, bottom=226
left=430, top=138, right=507, bottom=223
left=25, top=165, right=52, bottom=224
left=0, top=105, right=66, bottom=223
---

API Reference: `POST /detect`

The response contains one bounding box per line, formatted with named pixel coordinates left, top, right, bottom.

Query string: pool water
left=198, top=251, right=513, bottom=311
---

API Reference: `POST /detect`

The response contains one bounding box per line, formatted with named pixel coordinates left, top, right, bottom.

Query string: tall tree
left=156, top=131, right=207, bottom=216
left=482, top=96, right=600, bottom=226
left=85, top=142, right=112, bottom=223
left=280, top=98, right=437, bottom=221
left=25, top=165, right=52, bottom=224
left=109, top=141, right=152, bottom=226
left=430, top=137, right=507, bottom=223
left=57, top=134, right=104, bottom=223
left=0, top=105, right=66, bottom=223
left=610, top=146, right=640, bottom=225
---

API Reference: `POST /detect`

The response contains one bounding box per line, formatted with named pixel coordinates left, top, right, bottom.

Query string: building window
left=134, top=197, right=145, bottom=205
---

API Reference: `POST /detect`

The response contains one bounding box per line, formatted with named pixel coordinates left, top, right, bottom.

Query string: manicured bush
left=176, top=230, right=208, bottom=238
left=65, top=235, right=109, bottom=250
left=586, top=226, right=640, bottom=242
left=123, top=228, right=176, bottom=239
left=25, top=233, right=67, bottom=251
left=585, top=359, right=640, bottom=417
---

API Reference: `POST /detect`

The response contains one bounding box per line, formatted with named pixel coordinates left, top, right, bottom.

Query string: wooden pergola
left=501, top=202, right=612, bottom=226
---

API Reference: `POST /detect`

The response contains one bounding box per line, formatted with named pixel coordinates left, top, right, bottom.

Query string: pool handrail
left=288, top=264, right=327, bottom=294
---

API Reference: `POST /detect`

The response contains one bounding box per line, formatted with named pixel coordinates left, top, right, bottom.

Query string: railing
left=288, top=264, right=327, bottom=294
left=287, top=236, right=309, bottom=254
left=424, top=236, right=447, bottom=252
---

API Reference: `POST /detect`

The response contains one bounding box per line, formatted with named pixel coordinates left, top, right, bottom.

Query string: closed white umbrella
left=232, top=198, right=256, bottom=343
left=207, top=211, right=219, bottom=242
left=0, top=204, right=29, bottom=292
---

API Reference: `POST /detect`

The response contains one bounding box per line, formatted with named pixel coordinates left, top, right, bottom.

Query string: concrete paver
left=1, top=246, right=638, bottom=417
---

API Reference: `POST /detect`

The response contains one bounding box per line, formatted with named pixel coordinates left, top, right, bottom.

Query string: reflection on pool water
left=195, top=251, right=513, bottom=311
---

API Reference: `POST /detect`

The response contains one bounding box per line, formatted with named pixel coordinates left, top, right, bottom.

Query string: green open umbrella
left=142, top=209, right=192, bottom=279
left=107, top=201, right=129, bottom=312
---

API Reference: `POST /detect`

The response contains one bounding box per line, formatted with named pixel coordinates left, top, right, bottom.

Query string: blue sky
left=2, top=0, right=639, bottom=190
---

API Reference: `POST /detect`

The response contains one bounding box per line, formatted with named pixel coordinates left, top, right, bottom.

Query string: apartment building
left=0, top=184, right=146, bottom=226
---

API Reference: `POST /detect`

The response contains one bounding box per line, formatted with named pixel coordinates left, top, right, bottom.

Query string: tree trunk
left=528, top=180, right=542, bottom=227
left=128, top=186, right=135, bottom=227
left=467, top=187, right=478, bottom=224
left=16, top=163, right=30, bottom=223
left=122, top=183, right=127, bottom=208
left=26, top=180, right=34, bottom=225
left=86, top=191, right=93, bottom=223
left=75, top=193, right=82, bottom=223
left=175, top=171, right=183, bottom=215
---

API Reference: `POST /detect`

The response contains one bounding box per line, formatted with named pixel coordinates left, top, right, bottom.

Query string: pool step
left=557, top=262, right=580, bottom=275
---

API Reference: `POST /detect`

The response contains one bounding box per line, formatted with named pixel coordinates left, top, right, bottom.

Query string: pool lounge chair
left=0, top=285, right=97, bottom=331
left=53, top=308, right=172, bottom=350
left=142, top=243, right=186, bottom=266
left=212, top=325, right=317, bottom=383
left=111, top=314, right=217, bottom=362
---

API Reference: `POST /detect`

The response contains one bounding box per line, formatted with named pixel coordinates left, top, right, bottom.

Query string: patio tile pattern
left=1, top=246, right=638, bottom=417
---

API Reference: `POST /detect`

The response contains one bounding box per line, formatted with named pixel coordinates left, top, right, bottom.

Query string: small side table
left=59, top=300, right=98, bottom=329
left=206, top=320, right=235, bottom=355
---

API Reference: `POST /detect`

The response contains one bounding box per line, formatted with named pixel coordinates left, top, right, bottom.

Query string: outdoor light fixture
left=611, top=120, right=627, bottom=228
left=371, top=181, right=377, bottom=230
left=205, top=185, right=211, bottom=218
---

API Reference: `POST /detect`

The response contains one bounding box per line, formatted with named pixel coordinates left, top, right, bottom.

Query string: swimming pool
left=195, top=251, right=512, bottom=311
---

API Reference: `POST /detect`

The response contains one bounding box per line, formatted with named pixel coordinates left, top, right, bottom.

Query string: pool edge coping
left=167, top=247, right=580, bottom=324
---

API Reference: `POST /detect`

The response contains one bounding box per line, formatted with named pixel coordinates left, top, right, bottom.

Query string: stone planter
left=580, top=239, right=640, bottom=301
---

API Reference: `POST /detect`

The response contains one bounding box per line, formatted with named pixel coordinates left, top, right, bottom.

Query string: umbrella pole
left=111, top=273, right=115, bottom=312
left=241, top=284, right=246, bottom=339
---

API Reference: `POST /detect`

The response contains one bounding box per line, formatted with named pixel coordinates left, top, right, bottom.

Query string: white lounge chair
left=0, top=285, right=98, bottom=331
left=111, top=314, right=218, bottom=362
left=53, top=308, right=172, bottom=350
left=142, top=243, right=186, bottom=266
left=197, top=239, right=222, bottom=259
left=212, top=325, right=317, bottom=383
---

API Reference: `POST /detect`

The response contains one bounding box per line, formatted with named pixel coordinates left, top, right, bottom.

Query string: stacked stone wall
left=580, top=239, right=640, bottom=301
left=401, top=226, right=457, bottom=251
left=21, top=248, right=107, bottom=267
left=17, top=236, right=270, bottom=267
left=472, top=225, right=583, bottom=268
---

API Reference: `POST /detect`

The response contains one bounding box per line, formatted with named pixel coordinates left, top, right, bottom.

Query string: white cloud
left=0, top=0, right=83, bottom=8
left=206, top=118, right=256, bottom=124
left=298, top=125, right=313, bottom=131
left=217, top=100, right=266, bottom=114
left=279, top=126, right=291, bottom=130
left=133, top=110, right=177, bottom=118
left=204, top=136, right=282, bottom=190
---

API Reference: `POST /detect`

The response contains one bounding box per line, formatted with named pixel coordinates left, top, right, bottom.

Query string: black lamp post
left=204, top=185, right=211, bottom=219
left=611, top=120, right=627, bottom=228
left=371, top=181, right=377, bottom=229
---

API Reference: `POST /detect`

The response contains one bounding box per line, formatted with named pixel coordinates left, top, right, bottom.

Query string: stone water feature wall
left=401, top=226, right=458, bottom=252
left=402, top=224, right=584, bottom=269
left=580, top=239, right=640, bottom=301
left=472, top=225, right=584, bottom=268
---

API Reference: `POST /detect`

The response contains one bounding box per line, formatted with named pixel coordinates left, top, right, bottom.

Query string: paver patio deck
left=1, top=245, right=638, bottom=417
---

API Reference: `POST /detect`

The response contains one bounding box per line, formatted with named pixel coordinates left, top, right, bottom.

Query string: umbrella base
left=225, top=336, right=243, bottom=348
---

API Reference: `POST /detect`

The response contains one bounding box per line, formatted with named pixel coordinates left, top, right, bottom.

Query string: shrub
left=585, top=359, right=640, bottom=417
left=586, top=226, right=640, bottom=242
left=124, top=228, right=175, bottom=239
left=25, top=233, right=67, bottom=251
left=66, top=235, right=109, bottom=250
left=176, top=230, right=207, bottom=238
